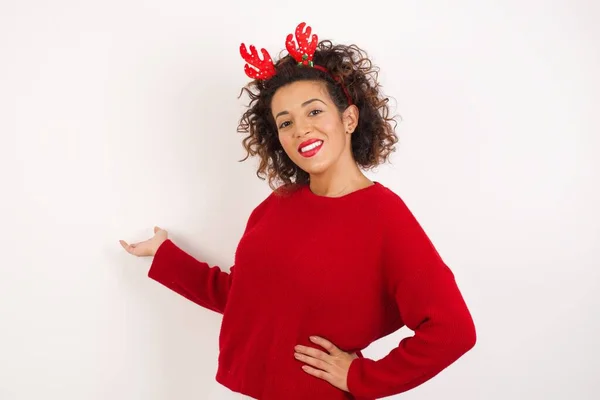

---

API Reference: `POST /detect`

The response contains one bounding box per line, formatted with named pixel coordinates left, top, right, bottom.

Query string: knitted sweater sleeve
left=147, top=192, right=273, bottom=314
left=347, top=194, right=476, bottom=398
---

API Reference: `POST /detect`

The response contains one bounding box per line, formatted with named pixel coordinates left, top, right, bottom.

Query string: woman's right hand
left=120, top=226, right=168, bottom=257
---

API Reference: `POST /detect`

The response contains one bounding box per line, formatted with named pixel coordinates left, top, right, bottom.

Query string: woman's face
left=271, top=80, right=358, bottom=177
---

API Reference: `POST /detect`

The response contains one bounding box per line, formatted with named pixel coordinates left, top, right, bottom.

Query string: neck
left=308, top=152, right=372, bottom=197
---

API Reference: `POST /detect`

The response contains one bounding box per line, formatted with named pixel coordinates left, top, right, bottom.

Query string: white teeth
left=300, top=141, right=323, bottom=153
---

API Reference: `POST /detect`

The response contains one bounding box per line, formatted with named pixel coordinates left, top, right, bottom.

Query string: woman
left=120, top=22, right=476, bottom=400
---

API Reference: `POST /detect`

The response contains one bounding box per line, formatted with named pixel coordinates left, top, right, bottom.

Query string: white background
left=1, top=0, right=599, bottom=399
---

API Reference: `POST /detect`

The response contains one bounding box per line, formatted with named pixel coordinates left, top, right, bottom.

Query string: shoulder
left=375, top=184, right=446, bottom=279
left=374, top=182, right=403, bottom=202
left=249, top=189, right=276, bottom=219
left=372, top=182, right=412, bottom=217
left=246, top=183, right=300, bottom=222
left=370, top=183, right=429, bottom=242
left=273, top=182, right=304, bottom=198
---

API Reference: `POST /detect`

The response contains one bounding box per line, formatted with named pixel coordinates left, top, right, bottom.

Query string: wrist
left=153, top=238, right=168, bottom=256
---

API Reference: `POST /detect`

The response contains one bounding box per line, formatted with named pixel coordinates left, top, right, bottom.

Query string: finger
left=120, top=240, right=144, bottom=256
left=309, top=336, right=339, bottom=355
left=295, top=345, right=331, bottom=363
left=120, top=240, right=135, bottom=253
left=301, top=365, right=333, bottom=383
left=295, top=352, right=330, bottom=371
left=154, top=226, right=161, bottom=233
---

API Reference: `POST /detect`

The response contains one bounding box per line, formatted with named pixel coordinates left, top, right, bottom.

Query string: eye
left=278, top=110, right=323, bottom=130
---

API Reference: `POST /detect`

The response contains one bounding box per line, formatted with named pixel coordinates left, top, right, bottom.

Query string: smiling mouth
left=298, top=140, right=323, bottom=158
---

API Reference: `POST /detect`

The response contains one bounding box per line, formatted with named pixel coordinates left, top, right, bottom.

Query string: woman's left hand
left=294, top=336, right=359, bottom=392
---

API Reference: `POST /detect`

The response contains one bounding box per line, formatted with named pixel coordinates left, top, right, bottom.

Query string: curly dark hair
left=237, top=40, right=399, bottom=193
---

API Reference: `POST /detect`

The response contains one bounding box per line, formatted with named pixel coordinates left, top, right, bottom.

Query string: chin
left=289, top=149, right=335, bottom=176
left=300, top=162, right=330, bottom=176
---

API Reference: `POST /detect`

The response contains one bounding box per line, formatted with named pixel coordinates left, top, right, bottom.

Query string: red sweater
left=148, top=181, right=476, bottom=399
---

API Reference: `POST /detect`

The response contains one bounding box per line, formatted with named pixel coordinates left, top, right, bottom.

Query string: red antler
left=239, top=43, right=276, bottom=80
left=285, top=22, right=319, bottom=66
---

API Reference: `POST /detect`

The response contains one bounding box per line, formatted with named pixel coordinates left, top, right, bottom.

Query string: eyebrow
left=274, top=98, right=326, bottom=120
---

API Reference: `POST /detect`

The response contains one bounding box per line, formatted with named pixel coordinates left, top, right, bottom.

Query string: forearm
left=148, top=239, right=232, bottom=313
left=347, top=264, right=476, bottom=398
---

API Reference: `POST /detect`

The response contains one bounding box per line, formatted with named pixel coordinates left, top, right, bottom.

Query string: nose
left=293, top=119, right=311, bottom=138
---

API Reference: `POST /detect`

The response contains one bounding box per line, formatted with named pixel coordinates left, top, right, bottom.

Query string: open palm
left=120, top=226, right=168, bottom=257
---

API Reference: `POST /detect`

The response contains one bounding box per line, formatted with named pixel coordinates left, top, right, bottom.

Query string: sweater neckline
left=301, top=181, right=382, bottom=201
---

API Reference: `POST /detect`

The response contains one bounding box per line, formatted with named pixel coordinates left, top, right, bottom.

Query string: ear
left=342, top=105, right=359, bottom=134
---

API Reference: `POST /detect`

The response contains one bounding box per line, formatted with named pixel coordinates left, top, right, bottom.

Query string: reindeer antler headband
left=239, top=22, right=353, bottom=105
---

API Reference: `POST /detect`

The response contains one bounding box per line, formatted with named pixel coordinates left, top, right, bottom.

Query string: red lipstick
left=298, top=139, right=323, bottom=158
